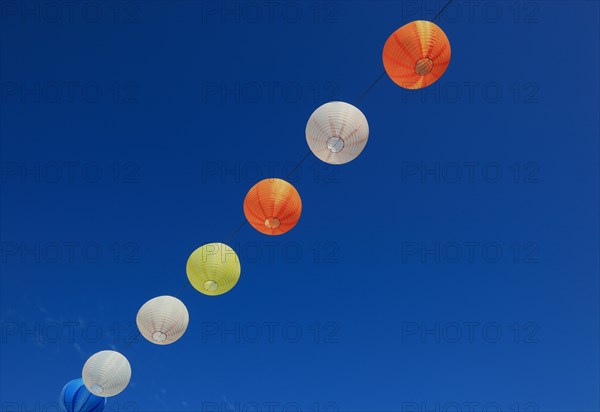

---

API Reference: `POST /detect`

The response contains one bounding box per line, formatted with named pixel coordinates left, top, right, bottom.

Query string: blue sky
left=1, top=1, right=599, bottom=411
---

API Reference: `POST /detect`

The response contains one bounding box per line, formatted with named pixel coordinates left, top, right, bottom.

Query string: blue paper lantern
left=59, top=378, right=106, bottom=412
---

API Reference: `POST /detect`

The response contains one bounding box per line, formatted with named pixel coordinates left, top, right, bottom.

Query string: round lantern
left=187, top=242, right=241, bottom=296
left=382, top=20, right=451, bottom=89
left=82, top=350, right=131, bottom=397
left=59, top=378, right=106, bottom=412
left=306, top=101, right=369, bottom=165
left=136, top=295, right=189, bottom=345
left=243, top=178, right=302, bottom=235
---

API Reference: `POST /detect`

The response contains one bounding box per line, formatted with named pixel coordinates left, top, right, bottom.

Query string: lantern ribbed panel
left=243, top=178, right=302, bottom=235
left=136, top=296, right=189, bottom=345
left=186, top=242, right=241, bottom=296
left=305, top=101, right=369, bottom=165
left=383, top=20, right=451, bottom=89
left=82, top=351, right=131, bottom=397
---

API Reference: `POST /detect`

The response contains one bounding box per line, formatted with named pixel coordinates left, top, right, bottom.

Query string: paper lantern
left=244, top=178, right=302, bottom=235
left=305, top=101, right=369, bottom=165
left=383, top=20, right=451, bottom=89
left=187, top=242, right=241, bottom=296
left=136, top=296, right=189, bottom=345
left=82, top=351, right=131, bottom=397
left=59, top=378, right=106, bottom=412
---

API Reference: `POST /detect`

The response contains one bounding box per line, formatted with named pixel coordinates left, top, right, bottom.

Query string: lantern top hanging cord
left=432, top=0, right=455, bottom=22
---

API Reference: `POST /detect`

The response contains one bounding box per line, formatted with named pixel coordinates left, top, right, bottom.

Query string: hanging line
left=355, top=70, right=387, bottom=106
left=285, top=150, right=312, bottom=180
left=121, top=330, right=141, bottom=352
left=433, top=0, right=454, bottom=22
left=224, top=219, right=247, bottom=245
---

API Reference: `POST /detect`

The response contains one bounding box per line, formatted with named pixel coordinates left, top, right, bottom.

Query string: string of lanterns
left=60, top=19, right=452, bottom=409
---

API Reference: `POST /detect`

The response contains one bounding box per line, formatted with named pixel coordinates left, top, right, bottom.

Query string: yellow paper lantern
left=186, top=243, right=241, bottom=296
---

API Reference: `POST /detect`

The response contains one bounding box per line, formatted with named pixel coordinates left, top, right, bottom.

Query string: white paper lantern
left=82, top=350, right=131, bottom=397
left=306, top=101, right=369, bottom=165
left=136, top=295, right=189, bottom=345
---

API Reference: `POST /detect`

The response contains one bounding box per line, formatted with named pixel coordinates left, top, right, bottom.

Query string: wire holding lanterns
left=67, top=0, right=454, bottom=401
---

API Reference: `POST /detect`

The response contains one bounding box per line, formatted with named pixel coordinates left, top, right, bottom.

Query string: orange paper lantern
left=382, top=20, right=451, bottom=90
left=243, top=178, right=302, bottom=235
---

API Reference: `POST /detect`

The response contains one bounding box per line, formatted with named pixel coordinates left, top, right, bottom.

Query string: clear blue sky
left=1, top=1, right=599, bottom=411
